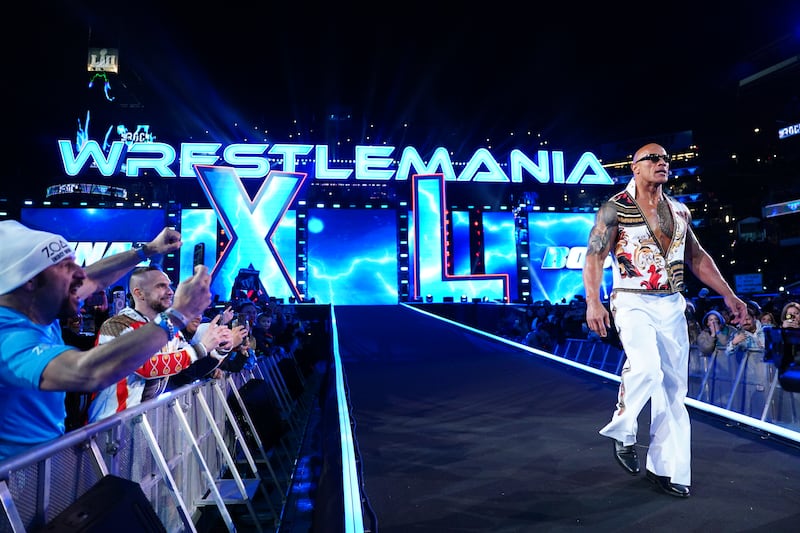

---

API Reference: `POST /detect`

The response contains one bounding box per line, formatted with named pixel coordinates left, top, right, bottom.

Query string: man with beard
left=87, top=266, right=237, bottom=422
left=725, top=304, right=765, bottom=357
left=0, top=220, right=211, bottom=462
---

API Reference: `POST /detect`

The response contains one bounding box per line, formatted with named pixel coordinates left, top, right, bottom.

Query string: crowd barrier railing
left=0, top=355, right=317, bottom=533
left=553, top=337, right=800, bottom=434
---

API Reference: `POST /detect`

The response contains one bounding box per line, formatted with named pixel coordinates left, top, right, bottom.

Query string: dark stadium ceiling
left=8, top=1, right=800, bottom=189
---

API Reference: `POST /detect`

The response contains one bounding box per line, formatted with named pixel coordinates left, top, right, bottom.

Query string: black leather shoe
left=612, top=439, right=640, bottom=475
left=646, top=470, right=690, bottom=498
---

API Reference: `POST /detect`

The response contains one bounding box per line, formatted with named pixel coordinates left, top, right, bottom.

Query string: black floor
left=336, top=305, right=800, bottom=533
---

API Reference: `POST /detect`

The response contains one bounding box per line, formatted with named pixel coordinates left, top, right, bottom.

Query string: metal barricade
left=558, top=338, right=800, bottom=432
left=0, top=366, right=308, bottom=533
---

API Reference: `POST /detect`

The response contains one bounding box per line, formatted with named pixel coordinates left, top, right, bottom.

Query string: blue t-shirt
left=0, top=306, right=73, bottom=462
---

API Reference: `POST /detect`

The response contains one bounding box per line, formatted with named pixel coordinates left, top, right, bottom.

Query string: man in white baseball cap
left=0, top=220, right=212, bottom=462
left=0, top=221, right=76, bottom=296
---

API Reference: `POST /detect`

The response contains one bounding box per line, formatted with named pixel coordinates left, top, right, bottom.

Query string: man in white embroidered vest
left=88, top=266, right=233, bottom=422
left=582, top=143, right=747, bottom=498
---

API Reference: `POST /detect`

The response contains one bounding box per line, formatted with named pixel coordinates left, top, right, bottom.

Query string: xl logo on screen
left=541, top=246, right=612, bottom=269
left=193, top=165, right=306, bottom=301
left=57, top=140, right=613, bottom=185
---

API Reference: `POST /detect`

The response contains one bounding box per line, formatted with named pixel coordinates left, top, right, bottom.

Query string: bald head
left=629, top=143, right=672, bottom=192
left=632, top=143, right=667, bottom=167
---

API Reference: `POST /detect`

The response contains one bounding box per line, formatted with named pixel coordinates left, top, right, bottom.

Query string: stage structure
left=22, top=156, right=614, bottom=305
left=19, top=134, right=625, bottom=305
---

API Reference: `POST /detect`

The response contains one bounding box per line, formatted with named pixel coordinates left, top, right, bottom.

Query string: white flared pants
left=598, top=291, right=692, bottom=486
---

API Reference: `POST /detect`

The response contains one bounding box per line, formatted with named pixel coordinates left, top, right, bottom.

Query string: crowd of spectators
left=495, top=296, right=589, bottom=351
left=58, top=286, right=323, bottom=432
left=495, top=290, right=800, bottom=357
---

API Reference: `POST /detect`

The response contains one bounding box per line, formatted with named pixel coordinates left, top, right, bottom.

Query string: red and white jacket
left=87, top=307, right=199, bottom=423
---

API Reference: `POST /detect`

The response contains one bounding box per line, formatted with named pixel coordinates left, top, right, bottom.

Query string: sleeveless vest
left=610, top=179, right=690, bottom=294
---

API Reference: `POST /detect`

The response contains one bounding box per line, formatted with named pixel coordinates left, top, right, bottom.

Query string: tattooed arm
left=583, top=201, right=618, bottom=337
left=684, top=224, right=747, bottom=326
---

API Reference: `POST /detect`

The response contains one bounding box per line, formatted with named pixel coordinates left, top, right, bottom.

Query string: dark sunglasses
left=635, top=154, right=671, bottom=164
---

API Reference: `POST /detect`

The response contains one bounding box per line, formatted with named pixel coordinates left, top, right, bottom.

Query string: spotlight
left=460, top=295, right=468, bottom=302
left=425, top=294, right=433, bottom=303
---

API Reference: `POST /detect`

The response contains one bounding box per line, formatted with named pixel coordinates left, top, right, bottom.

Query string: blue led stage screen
left=412, top=175, right=508, bottom=302
left=20, top=207, right=167, bottom=267
left=179, top=208, right=218, bottom=282
left=16, top=207, right=612, bottom=306
left=179, top=208, right=297, bottom=303
left=482, top=211, right=519, bottom=299
left=527, top=211, right=613, bottom=304
left=192, top=165, right=305, bottom=303
left=306, top=209, right=398, bottom=305
left=19, top=207, right=167, bottom=293
left=21, top=208, right=166, bottom=243
left=447, top=210, right=518, bottom=301
left=451, top=210, right=471, bottom=275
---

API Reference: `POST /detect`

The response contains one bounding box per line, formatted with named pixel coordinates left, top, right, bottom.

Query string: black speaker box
left=36, top=475, right=166, bottom=532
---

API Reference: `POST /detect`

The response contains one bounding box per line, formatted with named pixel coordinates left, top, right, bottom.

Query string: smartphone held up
left=193, top=243, right=205, bottom=269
